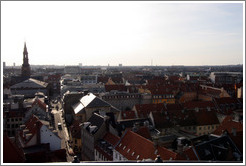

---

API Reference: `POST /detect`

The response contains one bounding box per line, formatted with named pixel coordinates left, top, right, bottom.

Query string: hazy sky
left=1, top=1, right=244, bottom=66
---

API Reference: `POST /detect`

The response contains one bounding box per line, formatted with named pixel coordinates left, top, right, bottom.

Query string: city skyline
left=1, top=1, right=244, bottom=66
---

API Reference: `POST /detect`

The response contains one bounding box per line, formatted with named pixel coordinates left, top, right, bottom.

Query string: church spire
left=23, top=42, right=28, bottom=61
left=21, top=42, right=31, bottom=77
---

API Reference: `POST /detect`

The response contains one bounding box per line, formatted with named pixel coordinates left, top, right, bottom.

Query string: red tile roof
left=213, top=116, right=243, bottom=135
left=182, top=146, right=200, bottom=160
left=213, top=115, right=243, bottom=152
left=105, top=84, right=126, bottom=92
left=134, top=103, right=164, bottom=118
left=167, top=75, right=180, bottom=82
left=199, top=86, right=222, bottom=97
left=146, top=85, right=177, bottom=95
left=3, top=134, right=25, bottom=163
left=164, top=103, right=183, bottom=111
left=183, top=101, right=215, bottom=109
left=47, top=74, right=61, bottom=81
left=103, top=132, right=120, bottom=146
left=151, top=111, right=173, bottom=129
left=115, top=130, right=178, bottom=161
left=135, top=126, right=152, bottom=140
left=32, top=98, right=47, bottom=110
left=214, top=97, right=240, bottom=105
left=19, top=115, right=43, bottom=144
left=121, top=110, right=137, bottom=120
left=193, top=109, right=220, bottom=126
left=97, top=76, right=109, bottom=84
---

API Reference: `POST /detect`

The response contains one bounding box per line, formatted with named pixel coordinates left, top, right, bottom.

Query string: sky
left=1, top=1, right=244, bottom=66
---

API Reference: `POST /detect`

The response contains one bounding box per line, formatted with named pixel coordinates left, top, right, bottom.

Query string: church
left=9, top=43, right=50, bottom=98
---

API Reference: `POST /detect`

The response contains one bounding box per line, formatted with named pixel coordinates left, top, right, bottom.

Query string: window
left=136, top=155, right=140, bottom=160
left=75, top=139, right=77, bottom=144
left=199, top=127, right=202, bottom=130
left=208, top=126, right=210, bottom=130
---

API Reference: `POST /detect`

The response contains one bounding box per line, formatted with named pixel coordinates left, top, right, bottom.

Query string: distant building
left=3, top=62, right=6, bottom=68
left=119, top=64, right=122, bottom=67
left=80, top=75, right=98, bottom=84
left=64, top=66, right=80, bottom=74
left=21, top=42, right=31, bottom=78
left=209, top=72, right=243, bottom=84
left=100, top=91, right=152, bottom=111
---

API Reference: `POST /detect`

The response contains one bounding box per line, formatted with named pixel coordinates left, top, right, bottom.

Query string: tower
left=21, top=42, right=31, bottom=77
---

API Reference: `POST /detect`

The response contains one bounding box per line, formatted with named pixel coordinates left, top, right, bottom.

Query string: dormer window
left=119, top=143, right=122, bottom=147
left=123, top=146, right=126, bottom=150
left=131, top=152, right=135, bottom=156
left=127, top=149, right=130, bottom=153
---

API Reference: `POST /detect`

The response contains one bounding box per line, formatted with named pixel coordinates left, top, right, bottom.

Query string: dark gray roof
left=86, top=97, right=110, bottom=108
left=10, top=78, right=48, bottom=89
left=85, top=113, right=105, bottom=135
left=194, top=135, right=242, bottom=161
left=88, top=113, right=105, bottom=127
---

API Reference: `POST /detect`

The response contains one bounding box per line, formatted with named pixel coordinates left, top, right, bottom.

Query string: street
left=51, top=100, right=74, bottom=162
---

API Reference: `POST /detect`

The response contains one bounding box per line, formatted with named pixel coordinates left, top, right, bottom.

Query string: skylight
left=136, top=155, right=140, bottom=160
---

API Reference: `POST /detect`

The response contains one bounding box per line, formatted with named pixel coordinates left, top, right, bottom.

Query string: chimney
left=132, top=122, right=140, bottom=132
left=231, top=128, right=237, bottom=136
left=177, top=137, right=185, bottom=153
left=153, top=136, right=159, bottom=149
left=36, top=121, right=41, bottom=145
left=84, top=90, right=89, bottom=96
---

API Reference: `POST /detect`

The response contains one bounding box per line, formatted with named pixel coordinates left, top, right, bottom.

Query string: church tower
left=21, top=42, right=31, bottom=77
